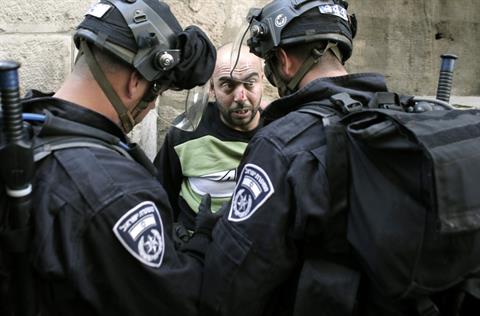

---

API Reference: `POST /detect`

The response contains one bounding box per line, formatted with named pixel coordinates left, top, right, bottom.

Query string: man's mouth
left=233, top=109, right=250, bottom=115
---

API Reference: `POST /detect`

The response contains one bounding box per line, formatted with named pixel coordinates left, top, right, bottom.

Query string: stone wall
left=349, top=0, right=480, bottom=96
left=1, top=0, right=479, bottom=159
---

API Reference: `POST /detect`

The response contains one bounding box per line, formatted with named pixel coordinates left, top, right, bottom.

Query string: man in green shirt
left=154, top=43, right=264, bottom=232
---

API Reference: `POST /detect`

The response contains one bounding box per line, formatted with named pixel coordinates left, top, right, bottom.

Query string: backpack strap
left=463, top=274, right=480, bottom=301
left=295, top=96, right=363, bottom=314
left=0, top=134, right=134, bottom=253
left=297, top=92, right=363, bottom=119
left=36, top=111, right=157, bottom=176
left=296, top=96, right=350, bottom=222
left=33, top=136, right=133, bottom=162
left=415, top=274, right=480, bottom=316
left=297, top=104, right=338, bottom=126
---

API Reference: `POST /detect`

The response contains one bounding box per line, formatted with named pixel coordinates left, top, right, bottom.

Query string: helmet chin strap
left=80, top=40, right=136, bottom=133
left=129, top=99, right=151, bottom=122
left=268, top=42, right=342, bottom=96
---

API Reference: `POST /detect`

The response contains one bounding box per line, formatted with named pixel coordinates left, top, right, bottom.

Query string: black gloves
left=194, top=194, right=223, bottom=238
left=181, top=194, right=225, bottom=258
left=172, top=222, right=192, bottom=249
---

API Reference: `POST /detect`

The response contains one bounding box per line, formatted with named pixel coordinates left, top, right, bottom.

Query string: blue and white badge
left=113, top=201, right=165, bottom=268
left=319, top=4, right=348, bottom=21
left=228, top=164, right=274, bottom=222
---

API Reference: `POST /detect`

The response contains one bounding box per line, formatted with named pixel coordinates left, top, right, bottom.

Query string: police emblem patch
left=228, top=164, right=274, bottom=222
left=274, top=13, right=288, bottom=28
left=113, top=201, right=165, bottom=268
left=318, top=4, right=348, bottom=21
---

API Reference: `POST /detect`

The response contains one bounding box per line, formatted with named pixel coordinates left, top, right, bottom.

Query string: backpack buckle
left=416, top=297, right=440, bottom=316
left=330, top=93, right=363, bottom=114
left=368, top=92, right=404, bottom=111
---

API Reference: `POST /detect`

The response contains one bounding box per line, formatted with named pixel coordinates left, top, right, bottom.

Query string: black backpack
left=299, top=92, right=480, bottom=315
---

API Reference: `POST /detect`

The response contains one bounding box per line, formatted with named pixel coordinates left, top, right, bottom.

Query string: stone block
left=0, top=34, right=72, bottom=94
left=0, top=0, right=92, bottom=33
left=128, top=109, right=158, bottom=161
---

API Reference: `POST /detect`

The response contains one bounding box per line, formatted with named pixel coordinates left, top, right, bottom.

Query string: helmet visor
left=173, top=82, right=210, bottom=131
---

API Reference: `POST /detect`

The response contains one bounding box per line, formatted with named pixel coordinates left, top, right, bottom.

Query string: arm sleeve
left=32, top=145, right=207, bottom=315
left=153, top=130, right=183, bottom=220
left=72, top=189, right=205, bottom=316
left=199, top=136, right=298, bottom=316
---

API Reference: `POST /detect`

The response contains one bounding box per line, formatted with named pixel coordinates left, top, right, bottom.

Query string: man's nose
left=233, top=86, right=247, bottom=102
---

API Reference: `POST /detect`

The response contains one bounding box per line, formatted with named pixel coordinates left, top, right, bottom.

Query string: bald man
left=153, top=43, right=264, bottom=235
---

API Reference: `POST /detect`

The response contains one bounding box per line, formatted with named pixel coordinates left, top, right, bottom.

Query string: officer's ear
left=277, top=48, right=299, bottom=78
left=126, top=70, right=149, bottom=102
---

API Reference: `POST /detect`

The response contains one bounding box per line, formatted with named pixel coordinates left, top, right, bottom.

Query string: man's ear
left=209, top=79, right=216, bottom=100
left=126, top=70, right=146, bottom=101
left=277, top=48, right=298, bottom=78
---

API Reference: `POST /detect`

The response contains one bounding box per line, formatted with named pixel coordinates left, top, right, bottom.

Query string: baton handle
left=435, top=54, right=458, bottom=103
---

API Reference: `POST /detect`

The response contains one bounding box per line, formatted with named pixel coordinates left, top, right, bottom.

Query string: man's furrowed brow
left=219, top=72, right=260, bottom=84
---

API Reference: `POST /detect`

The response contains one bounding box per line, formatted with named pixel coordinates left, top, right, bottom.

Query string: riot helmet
left=244, top=0, right=357, bottom=95
left=73, top=0, right=216, bottom=132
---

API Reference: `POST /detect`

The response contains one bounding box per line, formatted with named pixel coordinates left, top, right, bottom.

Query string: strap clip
left=330, top=92, right=363, bottom=114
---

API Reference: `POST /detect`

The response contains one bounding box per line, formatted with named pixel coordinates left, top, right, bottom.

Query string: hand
left=194, top=194, right=223, bottom=237
left=172, top=222, right=192, bottom=249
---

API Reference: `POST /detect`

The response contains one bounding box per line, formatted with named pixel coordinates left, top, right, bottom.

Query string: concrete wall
left=1, top=0, right=479, bottom=159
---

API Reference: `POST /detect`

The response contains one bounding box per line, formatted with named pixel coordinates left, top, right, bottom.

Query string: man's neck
left=54, top=73, right=119, bottom=123
left=299, top=67, right=348, bottom=89
left=298, top=53, right=348, bottom=89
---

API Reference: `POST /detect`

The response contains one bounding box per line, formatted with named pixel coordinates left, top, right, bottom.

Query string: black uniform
left=154, top=102, right=259, bottom=230
left=200, top=73, right=391, bottom=316
left=11, top=94, right=206, bottom=315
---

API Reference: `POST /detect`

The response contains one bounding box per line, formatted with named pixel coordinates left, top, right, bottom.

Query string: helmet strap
left=129, top=100, right=151, bottom=122
left=80, top=40, right=135, bottom=133
left=286, top=42, right=341, bottom=92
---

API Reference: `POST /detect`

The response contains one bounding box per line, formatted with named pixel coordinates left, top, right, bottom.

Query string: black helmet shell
left=74, top=0, right=182, bottom=81
left=247, top=0, right=356, bottom=62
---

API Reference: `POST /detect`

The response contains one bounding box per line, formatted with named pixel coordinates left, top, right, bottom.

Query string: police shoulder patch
left=113, top=201, right=165, bottom=268
left=228, top=163, right=274, bottom=222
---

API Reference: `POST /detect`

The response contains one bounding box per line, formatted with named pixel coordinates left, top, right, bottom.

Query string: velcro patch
left=113, top=201, right=165, bottom=268
left=228, top=164, right=274, bottom=222
left=318, top=4, right=348, bottom=21
left=86, top=3, right=112, bottom=18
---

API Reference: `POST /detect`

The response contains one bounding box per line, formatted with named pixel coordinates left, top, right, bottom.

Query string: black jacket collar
left=22, top=90, right=128, bottom=143
left=262, top=73, right=389, bottom=124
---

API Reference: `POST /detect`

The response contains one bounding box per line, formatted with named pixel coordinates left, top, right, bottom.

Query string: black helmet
left=72, top=0, right=216, bottom=132
left=247, top=0, right=357, bottom=63
left=74, top=0, right=185, bottom=82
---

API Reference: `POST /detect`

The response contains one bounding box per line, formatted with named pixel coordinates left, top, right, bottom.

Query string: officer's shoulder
left=38, top=146, right=165, bottom=215
left=53, top=146, right=157, bottom=187
left=256, top=109, right=324, bottom=148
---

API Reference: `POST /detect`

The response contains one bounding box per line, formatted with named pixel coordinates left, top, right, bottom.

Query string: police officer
left=200, top=0, right=399, bottom=315
left=1, top=0, right=216, bottom=315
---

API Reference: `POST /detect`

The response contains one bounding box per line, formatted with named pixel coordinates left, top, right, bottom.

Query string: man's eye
left=221, top=82, right=233, bottom=89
